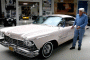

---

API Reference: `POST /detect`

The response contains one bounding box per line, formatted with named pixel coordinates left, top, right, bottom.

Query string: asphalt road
left=0, top=27, right=90, bottom=60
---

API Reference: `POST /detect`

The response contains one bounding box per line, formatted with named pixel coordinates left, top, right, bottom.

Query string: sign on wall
left=57, top=3, right=74, bottom=13
left=42, top=0, right=51, bottom=11
left=54, top=0, right=77, bottom=15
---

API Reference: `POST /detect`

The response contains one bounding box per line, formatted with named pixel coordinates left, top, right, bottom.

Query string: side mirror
left=58, top=24, right=61, bottom=29
left=58, top=24, right=61, bottom=27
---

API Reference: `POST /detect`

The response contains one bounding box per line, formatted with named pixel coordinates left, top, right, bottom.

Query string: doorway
left=19, top=2, right=39, bottom=21
left=16, top=0, right=42, bottom=25
left=78, top=1, right=88, bottom=14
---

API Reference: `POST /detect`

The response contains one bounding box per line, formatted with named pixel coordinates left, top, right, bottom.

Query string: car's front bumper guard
left=0, top=41, right=39, bottom=58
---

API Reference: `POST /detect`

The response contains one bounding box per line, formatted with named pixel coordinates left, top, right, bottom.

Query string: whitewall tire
left=39, top=42, right=53, bottom=58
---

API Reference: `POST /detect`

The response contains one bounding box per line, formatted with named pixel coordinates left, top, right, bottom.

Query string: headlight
left=1, top=32, right=4, bottom=37
left=7, top=19, right=9, bottom=21
left=24, top=40, right=34, bottom=47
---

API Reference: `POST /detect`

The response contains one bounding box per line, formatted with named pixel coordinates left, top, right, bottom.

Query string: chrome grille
left=4, top=35, right=23, bottom=46
left=13, top=39, right=17, bottom=45
left=4, top=35, right=37, bottom=51
left=17, top=40, right=23, bottom=47
left=4, top=35, right=13, bottom=44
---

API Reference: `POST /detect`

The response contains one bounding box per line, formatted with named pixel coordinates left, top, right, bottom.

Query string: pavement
left=0, top=26, right=90, bottom=60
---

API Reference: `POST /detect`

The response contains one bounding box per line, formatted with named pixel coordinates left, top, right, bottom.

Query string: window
left=65, top=18, right=75, bottom=27
left=58, top=18, right=75, bottom=27
left=33, top=16, right=46, bottom=24
left=65, top=18, right=75, bottom=21
left=43, top=17, right=62, bottom=26
left=58, top=18, right=65, bottom=27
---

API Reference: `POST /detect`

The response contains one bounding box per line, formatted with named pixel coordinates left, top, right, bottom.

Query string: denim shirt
left=73, top=14, right=88, bottom=29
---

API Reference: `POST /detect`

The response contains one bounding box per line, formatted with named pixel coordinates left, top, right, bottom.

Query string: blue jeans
left=72, top=28, right=85, bottom=47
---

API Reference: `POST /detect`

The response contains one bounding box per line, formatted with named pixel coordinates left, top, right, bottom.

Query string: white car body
left=0, top=14, right=79, bottom=58
left=1, top=24, right=74, bottom=47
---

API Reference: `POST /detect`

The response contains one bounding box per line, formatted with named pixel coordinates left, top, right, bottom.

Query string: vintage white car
left=0, top=14, right=76, bottom=58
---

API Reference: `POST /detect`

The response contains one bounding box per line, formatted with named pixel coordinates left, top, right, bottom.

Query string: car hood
left=0, top=24, right=58, bottom=40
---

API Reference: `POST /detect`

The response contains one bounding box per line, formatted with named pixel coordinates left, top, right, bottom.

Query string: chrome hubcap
left=43, top=44, right=51, bottom=55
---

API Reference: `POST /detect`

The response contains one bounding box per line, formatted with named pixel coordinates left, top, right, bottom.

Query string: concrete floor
left=0, top=27, right=90, bottom=60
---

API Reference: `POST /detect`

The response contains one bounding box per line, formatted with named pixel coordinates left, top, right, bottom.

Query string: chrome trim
left=1, top=41, right=9, bottom=47
left=4, top=35, right=38, bottom=51
left=16, top=47, right=39, bottom=58
left=0, top=41, right=39, bottom=58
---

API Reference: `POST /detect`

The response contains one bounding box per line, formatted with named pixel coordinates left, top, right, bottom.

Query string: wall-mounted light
left=33, top=4, right=35, bottom=7
left=23, top=3, right=28, bottom=5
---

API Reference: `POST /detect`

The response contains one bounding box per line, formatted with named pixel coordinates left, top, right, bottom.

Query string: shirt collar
left=79, top=13, right=84, bottom=17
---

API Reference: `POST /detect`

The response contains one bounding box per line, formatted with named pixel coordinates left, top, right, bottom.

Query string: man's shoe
left=78, top=47, right=81, bottom=50
left=70, top=47, right=75, bottom=50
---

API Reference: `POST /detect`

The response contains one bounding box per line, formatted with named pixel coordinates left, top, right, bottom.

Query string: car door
left=58, top=17, right=75, bottom=44
left=58, top=19, right=69, bottom=44
left=64, top=18, right=75, bottom=41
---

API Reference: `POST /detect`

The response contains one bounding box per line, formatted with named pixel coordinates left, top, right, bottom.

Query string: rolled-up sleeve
left=80, top=16, right=88, bottom=28
left=73, top=19, right=77, bottom=26
left=73, top=15, right=77, bottom=26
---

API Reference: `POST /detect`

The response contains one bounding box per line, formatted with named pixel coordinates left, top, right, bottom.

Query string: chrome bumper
left=0, top=41, right=39, bottom=58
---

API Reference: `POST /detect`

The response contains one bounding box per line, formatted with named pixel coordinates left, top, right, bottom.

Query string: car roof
left=43, top=14, right=74, bottom=18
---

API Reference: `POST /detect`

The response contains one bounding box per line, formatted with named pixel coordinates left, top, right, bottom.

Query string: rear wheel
left=39, top=42, right=53, bottom=58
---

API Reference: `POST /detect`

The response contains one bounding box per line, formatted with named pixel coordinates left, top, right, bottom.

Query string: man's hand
left=71, top=26, right=74, bottom=29
left=76, top=26, right=80, bottom=29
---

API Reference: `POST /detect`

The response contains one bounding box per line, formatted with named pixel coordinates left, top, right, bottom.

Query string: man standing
left=70, top=8, right=88, bottom=50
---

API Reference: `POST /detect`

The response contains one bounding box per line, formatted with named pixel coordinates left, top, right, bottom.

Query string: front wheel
left=39, top=42, right=53, bottom=59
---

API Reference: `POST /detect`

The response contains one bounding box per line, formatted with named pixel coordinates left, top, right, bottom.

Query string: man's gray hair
left=79, top=8, right=84, bottom=12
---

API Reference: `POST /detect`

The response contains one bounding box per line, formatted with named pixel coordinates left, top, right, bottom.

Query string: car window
left=33, top=16, right=47, bottom=24
left=58, top=18, right=75, bottom=27
left=58, top=18, right=65, bottom=27
left=65, top=18, right=75, bottom=21
left=43, top=17, right=62, bottom=26
left=65, top=18, right=75, bottom=27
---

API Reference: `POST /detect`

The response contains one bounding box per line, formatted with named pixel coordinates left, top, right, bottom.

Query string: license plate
left=9, top=47, right=14, bottom=51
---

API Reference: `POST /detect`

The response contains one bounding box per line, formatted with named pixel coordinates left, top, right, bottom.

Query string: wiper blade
left=41, top=24, right=51, bottom=26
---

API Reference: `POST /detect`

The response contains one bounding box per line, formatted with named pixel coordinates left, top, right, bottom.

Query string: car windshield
left=42, top=17, right=62, bottom=26
left=33, top=16, right=62, bottom=26
left=33, top=16, right=47, bottom=24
